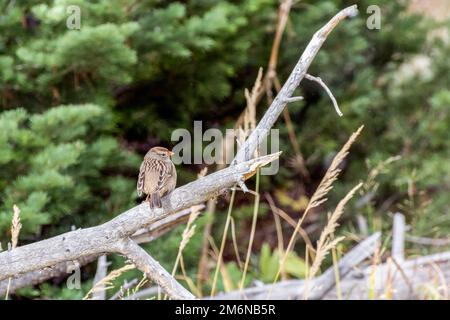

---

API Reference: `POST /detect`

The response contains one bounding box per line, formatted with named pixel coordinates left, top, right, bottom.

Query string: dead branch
left=0, top=5, right=359, bottom=300
left=115, top=239, right=195, bottom=300
left=0, top=206, right=203, bottom=295
left=91, top=255, right=110, bottom=300
left=208, top=232, right=380, bottom=299
left=233, top=5, right=358, bottom=163
left=109, top=278, right=139, bottom=300
left=209, top=239, right=450, bottom=300
left=392, top=212, right=406, bottom=262
left=0, top=153, right=280, bottom=298
left=324, top=250, right=450, bottom=300
left=304, top=74, right=343, bottom=116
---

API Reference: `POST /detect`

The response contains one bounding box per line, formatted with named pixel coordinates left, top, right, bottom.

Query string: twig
left=304, top=74, right=343, bottom=116
left=109, top=278, right=139, bottom=300
left=391, top=257, right=415, bottom=297
left=405, top=235, right=450, bottom=246
left=234, top=5, right=358, bottom=163
left=264, top=193, right=315, bottom=251
left=123, top=286, right=159, bottom=300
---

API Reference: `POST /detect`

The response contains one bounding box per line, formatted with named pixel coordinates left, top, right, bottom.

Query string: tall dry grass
left=303, top=182, right=363, bottom=299
left=268, top=125, right=364, bottom=297
left=4, top=204, right=22, bottom=300
left=84, top=264, right=135, bottom=300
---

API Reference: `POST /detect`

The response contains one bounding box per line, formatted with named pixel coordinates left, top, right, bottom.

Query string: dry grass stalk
left=306, top=126, right=364, bottom=214
left=5, top=205, right=22, bottom=299
left=173, top=204, right=204, bottom=272
left=307, top=182, right=363, bottom=280
left=303, top=182, right=362, bottom=300
left=230, top=217, right=243, bottom=269
left=169, top=170, right=207, bottom=297
left=84, top=264, right=135, bottom=300
left=176, top=169, right=207, bottom=268
left=269, top=125, right=364, bottom=295
left=265, top=193, right=315, bottom=255
left=11, top=205, right=22, bottom=249
left=235, top=67, right=263, bottom=134
left=197, top=70, right=262, bottom=291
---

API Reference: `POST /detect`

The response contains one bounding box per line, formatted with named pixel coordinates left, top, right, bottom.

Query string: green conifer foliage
left=0, top=104, right=140, bottom=239
left=0, top=0, right=449, bottom=298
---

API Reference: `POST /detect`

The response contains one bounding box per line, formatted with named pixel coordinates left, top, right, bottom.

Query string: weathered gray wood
left=0, top=206, right=202, bottom=295
left=307, top=232, right=381, bottom=299
left=323, top=251, right=450, bottom=300
left=0, top=4, right=359, bottom=300
left=209, top=232, right=380, bottom=300
left=0, top=153, right=279, bottom=281
left=233, top=5, right=358, bottom=163
left=115, top=239, right=195, bottom=300
left=392, top=212, right=406, bottom=262
left=91, top=255, right=109, bottom=300
left=209, top=238, right=450, bottom=300
left=405, top=234, right=450, bottom=246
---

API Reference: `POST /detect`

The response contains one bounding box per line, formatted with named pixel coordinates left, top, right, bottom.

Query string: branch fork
left=0, top=5, right=359, bottom=299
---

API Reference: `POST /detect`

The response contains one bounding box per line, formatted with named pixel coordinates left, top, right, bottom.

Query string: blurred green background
left=0, top=0, right=449, bottom=299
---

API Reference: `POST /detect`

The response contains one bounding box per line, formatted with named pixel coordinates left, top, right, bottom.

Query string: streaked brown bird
left=137, top=146, right=177, bottom=209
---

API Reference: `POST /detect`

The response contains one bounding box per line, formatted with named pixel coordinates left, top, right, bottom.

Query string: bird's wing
left=154, top=160, right=174, bottom=193
left=139, top=158, right=174, bottom=196
left=137, top=160, right=147, bottom=197
left=167, top=161, right=177, bottom=192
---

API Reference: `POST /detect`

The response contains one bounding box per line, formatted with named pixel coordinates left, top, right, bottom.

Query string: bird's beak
left=169, top=150, right=175, bottom=157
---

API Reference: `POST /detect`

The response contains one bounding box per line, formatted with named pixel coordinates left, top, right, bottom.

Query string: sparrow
left=137, top=146, right=177, bottom=209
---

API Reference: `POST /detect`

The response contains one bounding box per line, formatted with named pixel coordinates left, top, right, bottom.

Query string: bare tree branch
left=208, top=232, right=380, bottom=299
left=392, top=212, right=406, bottom=262
left=0, top=206, right=203, bottom=295
left=233, top=5, right=358, bottom=163
left=405, top=234, right=450, bottom=246
left=109, top=278, right=139, bottom=300
left=116, top=238, right=195, bottom=300
left=0, top=5, right=359, bottom=300
left=210, top=246, right=450, bottom=300
left=0, top=153, right=280, bottom=281
left=304, top=74, right=343, bottom=116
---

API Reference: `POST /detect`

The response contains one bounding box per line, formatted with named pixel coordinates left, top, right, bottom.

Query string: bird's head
left=147, top=146, right=174, bottom=160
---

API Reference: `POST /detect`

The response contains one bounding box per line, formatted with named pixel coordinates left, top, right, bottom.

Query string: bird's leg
left=145, top=194, right=153, bottom=210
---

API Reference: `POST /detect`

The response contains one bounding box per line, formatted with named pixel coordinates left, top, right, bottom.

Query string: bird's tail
left=149, top=193, right=162, bottom=209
